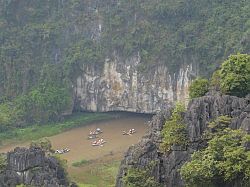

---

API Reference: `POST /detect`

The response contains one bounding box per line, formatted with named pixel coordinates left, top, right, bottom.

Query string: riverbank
left=0, top=113, right=151, bottom=186
left=0, top=112, right=114, bottom=147
left=73, top=155, right=121, bottom=187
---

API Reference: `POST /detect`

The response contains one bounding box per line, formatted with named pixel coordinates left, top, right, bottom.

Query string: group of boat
left=122, top=128, right=136, bottom=135
left=54, top=127, right=137, bottom=153
left=87, top=128, right=137, bottom=147
left=92, top=138, right=106, bottom=146
left=87, top=128, right=102, bottom=140
left=87, top=128, right=107, bottom=147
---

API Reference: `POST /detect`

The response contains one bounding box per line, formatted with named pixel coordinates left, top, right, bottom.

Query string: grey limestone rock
left=0, top=147, right=69, bottom=187
left=116, top=94, right=250, bottom=187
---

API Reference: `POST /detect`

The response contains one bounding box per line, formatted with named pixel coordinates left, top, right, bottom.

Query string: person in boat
left=97, top=139, right=101, bottom=145
left=88, top=134, right=97, bottom=139
left=129, top=129, right=132, bottom=134
left=95, top=128, right=102, bottom=135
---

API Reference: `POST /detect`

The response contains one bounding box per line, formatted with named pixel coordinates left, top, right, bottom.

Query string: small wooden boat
left=122, top=129, right=136, bottom=135
left=87, top=134, right=98, bottom=140
left=91, top=139, right=106, bottom=146
left=55, top=148, right=70, bottom=154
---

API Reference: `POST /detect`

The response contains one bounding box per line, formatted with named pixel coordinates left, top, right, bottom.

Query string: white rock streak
left=74, top=55, right=192, bottom=113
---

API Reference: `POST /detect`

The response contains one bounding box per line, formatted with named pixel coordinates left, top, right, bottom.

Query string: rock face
left=116, top=94, right=250, bottom=187
left=0, top=147, right=69, bottom=187
left=74, top=54, right=193, bottom=113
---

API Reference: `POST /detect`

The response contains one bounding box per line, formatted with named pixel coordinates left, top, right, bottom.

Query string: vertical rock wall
left=74, top=54, right=193, bottom=113
left=116, top=94, right=250, bottom=187
left=0, top=147, right=69, bottom=187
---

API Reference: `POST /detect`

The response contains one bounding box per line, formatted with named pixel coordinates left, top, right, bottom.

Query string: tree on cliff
left=188, top=78, right=209, bottom=99
left=0, top=154, right=7, bottom=173
left=30, top=138, right=53, bottom=153
left=180, top=116, right=250, bottom=187
left=160, top=103, right=188, bottom=152
left=220, top=53, right=250, bottom=97
left=123, top=162, right=161, bottom=187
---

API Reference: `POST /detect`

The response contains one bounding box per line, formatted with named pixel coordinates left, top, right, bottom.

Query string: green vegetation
left=16, top=84, right=71, bottom=124
left=160, top=103, right=188, bottom=152
left=206, top=116, right=231, bottom=134
left=202, top=115, right=232, bottom=141
left=188, top=78, right=209, bottom=99
left=77, top=184, right=96, bottom=187
left=0, top=0, right=249, bottom=130
left=71, top=160, right=120, bottom=187
left=102, top=0, right=249, bottom=74
left=123, top=162, right=161, bottom=187
left=0, top=84, right=71, bottom=132
left=220, top=53, right=250, bottom=97
left=51, top=154, right=70, bottom=182
left=51, top=154, right=68, bottom=170
left=72, top=159, right=90, bottom=167
left=30, top=138, right=52, bottom=153
left=210, top=70, right=221, bottom=91
left=0, top=113, right=113, bottom=145
left=180, top=116, right=250, bottom=186
left=0, top=154, right=7, bottom=173
left=188, top=53, right=250, bottom=99
left=0, top=102, right=21, bottom=131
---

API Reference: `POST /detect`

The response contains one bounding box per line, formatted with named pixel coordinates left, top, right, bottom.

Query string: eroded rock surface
left=74, top=55, right=193, bottom=113
left=116, top=94, right=250, bottom=187
left=0, top=147, right=69, bottom=187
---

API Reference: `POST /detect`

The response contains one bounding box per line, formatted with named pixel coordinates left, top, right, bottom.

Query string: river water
left=0, top=113, right=151, bottom=164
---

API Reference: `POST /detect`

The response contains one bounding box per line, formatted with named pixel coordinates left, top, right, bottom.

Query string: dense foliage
left=16, top=85, right=71, bottom=124
left=0, top=154, right=7, bottom=173
left=123, top=162, right=161, bottom=187
left=30, top=138, right=52, bottom=153
left=210, top=70, right=221, bottom=91
left=0, top=113, right=112, bottom=144
left=180, top=116, right=250, bottom=186
left=0, top=84, right=71, bottom=131
left=0, top=0, right=249, bottom=128
left=220, top=53, right=250, bottom=97
left=206, top=116, right=231, bottom=135
left=0, top=102, right=21, bottom=131
left=160, top=103, right=188, bottom=152
left=188, top=78, right=209, bottom=99
left=72, top=159, right=89, bottom=167
left=189, top=53, right=250, bottom=98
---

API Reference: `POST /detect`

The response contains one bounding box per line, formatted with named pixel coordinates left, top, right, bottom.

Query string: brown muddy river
left=0, top=113, right=151, bottom=165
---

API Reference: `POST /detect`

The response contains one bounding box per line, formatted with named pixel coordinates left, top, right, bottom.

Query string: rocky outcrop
left=0, top=147, right=69, bottom=187
left=74, top=54, right=193, bottom=113
left=116, top=94, right=250, bottom=187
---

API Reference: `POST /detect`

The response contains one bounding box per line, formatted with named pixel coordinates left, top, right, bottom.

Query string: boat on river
left=122, top=129, right=136, bottom=135
left=55, top=148, right=70, bottom=154
left=92, top=139, right=106, bottom=146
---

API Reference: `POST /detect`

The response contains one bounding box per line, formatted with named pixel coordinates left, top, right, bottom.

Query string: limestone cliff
left=116, top=93, right=250, bottom=187
left=0, top=147, right=70, bottom=187
left=0, top=0, right=249, bottom=117
left=74, top=54, right=193, bottom=113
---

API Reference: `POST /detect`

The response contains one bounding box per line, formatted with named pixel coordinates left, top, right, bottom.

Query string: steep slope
left=0, top=147, right=70, bottom=187
left=0, top=0, right=249, bottom=114
left=116, top=93, right=250, bottom=186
